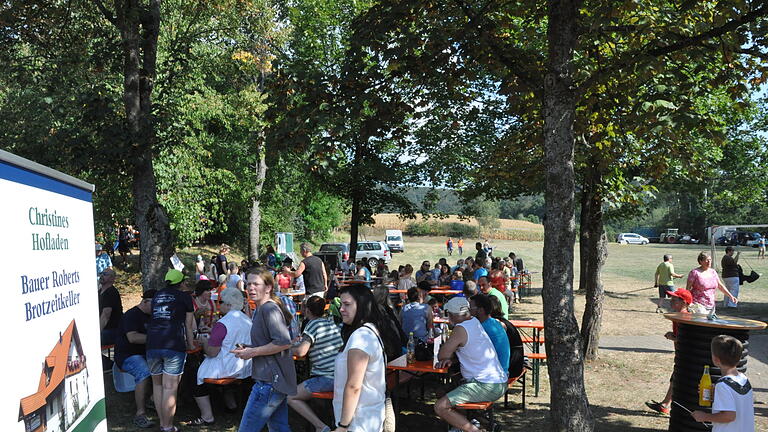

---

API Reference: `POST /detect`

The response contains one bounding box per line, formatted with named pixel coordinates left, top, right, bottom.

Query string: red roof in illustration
left=19, top=320, right=84, bottom=417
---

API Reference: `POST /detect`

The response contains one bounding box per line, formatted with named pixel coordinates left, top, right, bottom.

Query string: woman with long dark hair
left=333, top=284, right=390, bottom=432
left=233, top=270, right=295, bottom=431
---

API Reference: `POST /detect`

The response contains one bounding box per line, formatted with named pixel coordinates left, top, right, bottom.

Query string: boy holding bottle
left=692, top=335, right=754, bottom=431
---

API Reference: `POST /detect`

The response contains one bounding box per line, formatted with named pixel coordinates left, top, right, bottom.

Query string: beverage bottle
left=407, top=332, right=416, bottom=364
left=698, top=365, right=713, bottom=406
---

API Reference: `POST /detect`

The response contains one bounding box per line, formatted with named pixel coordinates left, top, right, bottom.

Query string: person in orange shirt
left=457, top=237, right=464, bottom=255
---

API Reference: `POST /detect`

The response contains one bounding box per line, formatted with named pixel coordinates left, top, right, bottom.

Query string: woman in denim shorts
left=146, top=269, right=196, bottom=432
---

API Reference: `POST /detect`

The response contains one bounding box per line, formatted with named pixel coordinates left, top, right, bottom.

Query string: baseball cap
left=142, top=289, right=157, bottom=299
left=95, top=244, right=103, bottom=251
left=164, top=269, right=184, bottom=285
left=444, top=297, right=470, bottom=315
left=668, top=289, right=693, bottom=305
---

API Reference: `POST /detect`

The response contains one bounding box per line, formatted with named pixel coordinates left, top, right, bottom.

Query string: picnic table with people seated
left=107, top=245, right=534, bottom=432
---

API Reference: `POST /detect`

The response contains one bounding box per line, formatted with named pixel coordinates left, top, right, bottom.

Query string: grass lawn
left=106, top=237, right=768, bottom=431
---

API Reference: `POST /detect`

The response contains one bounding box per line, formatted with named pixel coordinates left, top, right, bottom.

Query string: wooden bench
left=306, top=392, right=335, bottom=432
left=454, top=401, right=497, bottom=431
left=519, top=335, right=545, bottom=344
left=504, top=369, right=527, bottom=410
left=203, top=377, right=248, bottom=409
left=527, top=352, right=547, bottom=397
left=203, top=377, right=239, bottom=386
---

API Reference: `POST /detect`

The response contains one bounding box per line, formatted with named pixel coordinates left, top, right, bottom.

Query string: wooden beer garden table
left=386, top=355, right=450, bottom=409
left=510, top=319, right=545, bottom=396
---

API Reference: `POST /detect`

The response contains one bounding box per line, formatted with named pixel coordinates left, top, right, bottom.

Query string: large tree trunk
left=542, top=1, right=593, bottom=431
left=249, top=146, right=267, bottom=262
left=579, top=166, right=607, bottom=361
left=349, top=194, right=360, bottom=262
left=112, top=0, right=174, bottom=291
left=577, top=187, right=590, bottom=293
left=133, top=155, right=174, bottom=290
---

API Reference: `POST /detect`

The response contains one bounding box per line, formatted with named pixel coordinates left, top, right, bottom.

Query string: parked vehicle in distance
left=319, top=243, right=349, bottom=262
left=313, top=249, right=344, bottom=272
left=744, top=232, right=764, bottom=247
left=632, top=227, right=660, bottom=243
left=355, top=241, right=392, bottom=268
left=616, top=233, right=650, bottom=245
left=678, top=234, right=700, bottom=244
left=385, top=229, right=405, bottom=253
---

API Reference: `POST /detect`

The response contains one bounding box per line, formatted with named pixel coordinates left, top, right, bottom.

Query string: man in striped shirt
left=288, top=296, right=343, bottom=432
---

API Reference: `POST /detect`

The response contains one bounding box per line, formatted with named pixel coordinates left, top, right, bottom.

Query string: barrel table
left=664, top=312, right=766, bottom=431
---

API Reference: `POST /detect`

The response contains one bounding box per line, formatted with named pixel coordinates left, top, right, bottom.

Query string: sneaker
left=448, top=428, right=462, bottom=432
left=471, top=419, right=481, bottom=429
left=184, top=417, right=215, bottom=426
left=645, top=400, right=670, bottom=415
left=132, top=415, right=155, bottom=429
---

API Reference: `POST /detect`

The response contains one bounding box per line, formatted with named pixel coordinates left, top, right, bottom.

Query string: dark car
left=319, top=243, right=350, bottom=262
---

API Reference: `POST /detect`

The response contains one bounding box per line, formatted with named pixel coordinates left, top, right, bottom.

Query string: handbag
left=415, top=339, right=434, bottom=361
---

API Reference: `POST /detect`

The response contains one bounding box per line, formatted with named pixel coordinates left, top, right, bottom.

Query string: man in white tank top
left=434, top=297, right=507, bottom=432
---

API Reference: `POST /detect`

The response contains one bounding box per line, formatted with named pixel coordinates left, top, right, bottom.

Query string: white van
left=385, top=229, right=405, bottom=253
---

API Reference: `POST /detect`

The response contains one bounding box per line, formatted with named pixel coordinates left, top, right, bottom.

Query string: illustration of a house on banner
left=19, top=320, right=90, bottom=432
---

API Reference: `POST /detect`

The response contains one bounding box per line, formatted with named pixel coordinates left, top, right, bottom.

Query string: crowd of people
left=97, top=240, right=529, bottom=432
left=96, top=236, right=760, bottom=432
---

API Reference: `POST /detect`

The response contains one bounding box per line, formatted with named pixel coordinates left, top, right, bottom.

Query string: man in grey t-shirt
left=233, top=272, right=297, bottom=430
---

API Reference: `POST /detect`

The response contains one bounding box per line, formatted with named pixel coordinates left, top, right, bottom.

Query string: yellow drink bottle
left=698, top=365, right=713, bottom=407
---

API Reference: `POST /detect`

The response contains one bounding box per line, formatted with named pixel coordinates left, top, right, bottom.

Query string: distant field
left=371, top=213, right=544, bottom=231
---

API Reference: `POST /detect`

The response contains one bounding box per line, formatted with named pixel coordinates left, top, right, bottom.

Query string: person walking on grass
left=446, top=237, right=454, bottom=256
left=654, top=254, right=683, bottom=313
left=457, top=237, right=464, bottom=255
left=758, top=235, right=766, bottom=260
left=721, top=247, right=741, bottom=308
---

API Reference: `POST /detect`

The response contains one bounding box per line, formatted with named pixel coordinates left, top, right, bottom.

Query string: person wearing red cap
left=645, top=289, right=692, bottom=415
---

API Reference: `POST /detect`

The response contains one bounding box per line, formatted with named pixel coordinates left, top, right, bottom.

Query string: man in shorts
left=115, top=289, right=157, bottom=428
left=435, top=297, right=507, bottom=432
left=759, top=235, right=765, bottom=260
left=654, top=254, right=683, bottom=313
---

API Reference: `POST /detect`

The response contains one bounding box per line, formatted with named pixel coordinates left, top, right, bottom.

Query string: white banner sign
left=0, top=150, right=106, bottom=432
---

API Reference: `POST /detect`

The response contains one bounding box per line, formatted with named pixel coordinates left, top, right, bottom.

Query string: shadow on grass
left=601, top=346, right=673, bottom=354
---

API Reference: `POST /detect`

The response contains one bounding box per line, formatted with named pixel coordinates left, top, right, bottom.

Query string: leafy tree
left=267, top=0, right=419, bottom=260
left=353, top=0, right=768, bottom=429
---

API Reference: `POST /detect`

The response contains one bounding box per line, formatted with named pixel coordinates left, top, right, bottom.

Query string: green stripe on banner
left=71, top=398, right=106, bottom=432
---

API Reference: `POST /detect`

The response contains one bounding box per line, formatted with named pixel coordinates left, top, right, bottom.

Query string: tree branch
left=91, top=0, right=118, bottom=27
left=577, top=4, right=768, bottom=96
left=451, top=0, right=544, bottom=94
left=738, top=46, right=768, bottom=61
